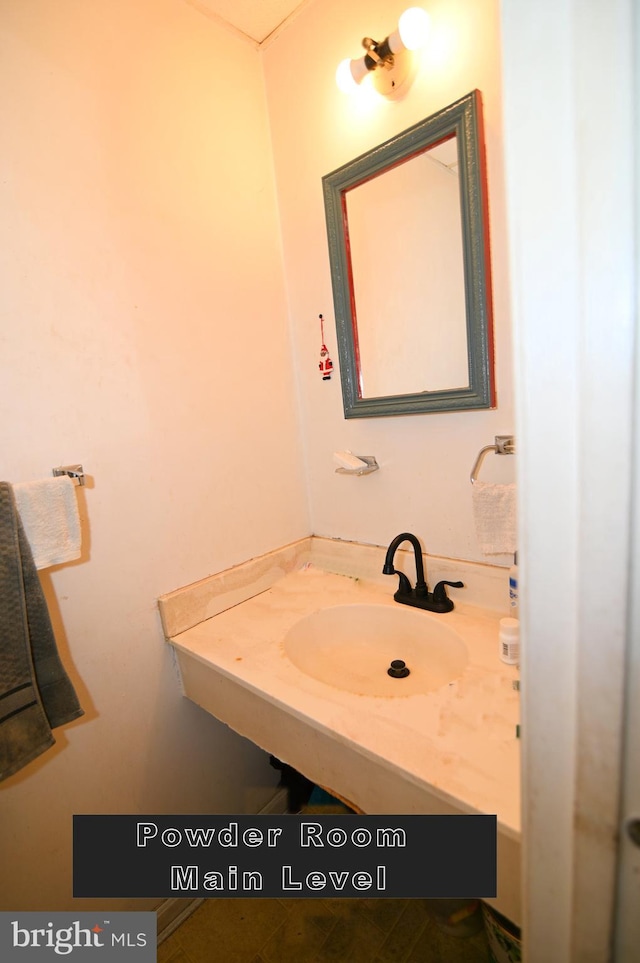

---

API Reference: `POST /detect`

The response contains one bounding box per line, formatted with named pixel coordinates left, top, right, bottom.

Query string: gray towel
left=0, top=482, right=83, bottom=781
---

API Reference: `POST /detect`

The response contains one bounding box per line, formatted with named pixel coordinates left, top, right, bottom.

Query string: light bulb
left=397, top=7, right=430, bottom=51
left=336, top=57, right=369, bottom=93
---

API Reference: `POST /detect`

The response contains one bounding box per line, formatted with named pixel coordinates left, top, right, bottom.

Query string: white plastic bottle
left=509, top=551, right=519, bottom=618
left=499, top=617, right=520, bottom=665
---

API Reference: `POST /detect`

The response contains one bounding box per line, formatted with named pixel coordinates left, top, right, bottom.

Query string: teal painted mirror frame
left=322, top=90, right=495, bottom=418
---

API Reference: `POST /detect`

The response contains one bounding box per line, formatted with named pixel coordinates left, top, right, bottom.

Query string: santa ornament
left=318, top=314, right=333, bottom=380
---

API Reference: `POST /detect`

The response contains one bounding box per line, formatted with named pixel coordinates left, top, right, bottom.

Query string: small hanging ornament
left=318, top=314, right=333, bottom=381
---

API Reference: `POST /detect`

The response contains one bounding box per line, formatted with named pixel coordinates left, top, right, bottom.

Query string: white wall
left=263, top=0, right=515, bottom=565
left=0, top=0, right=309, bottom=911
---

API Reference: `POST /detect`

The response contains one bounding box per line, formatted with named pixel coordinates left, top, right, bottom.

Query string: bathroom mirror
left=322, top=90, right=495, bottom=418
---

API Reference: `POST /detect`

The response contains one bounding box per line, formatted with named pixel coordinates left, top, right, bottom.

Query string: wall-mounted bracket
left=470, top=436, right=515, bottom=484
left=53, top=464, right=86, bottom=486
left=335, top=455, right=379, bottom=476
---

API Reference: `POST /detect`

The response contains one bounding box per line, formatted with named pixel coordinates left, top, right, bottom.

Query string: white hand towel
left=13, top=477, right=81, bottom=569
left=472, top=481, right=517, bottom=555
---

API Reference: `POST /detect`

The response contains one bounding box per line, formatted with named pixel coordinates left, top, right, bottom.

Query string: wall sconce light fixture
left=336, top=7, right=430, bottom=98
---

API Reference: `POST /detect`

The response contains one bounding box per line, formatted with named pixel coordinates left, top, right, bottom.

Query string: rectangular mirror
left=322, top=90, right=495, bottom=418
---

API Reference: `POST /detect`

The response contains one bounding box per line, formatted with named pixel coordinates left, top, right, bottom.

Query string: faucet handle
left=383, top=561, right=413, bottom=596
left=390, top=569, right=413, bottom=596
left=432, top=580, right=464, bottom=603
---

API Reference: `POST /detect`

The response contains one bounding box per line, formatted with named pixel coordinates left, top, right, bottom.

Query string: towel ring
left=470, top=436, right=515, bottom=484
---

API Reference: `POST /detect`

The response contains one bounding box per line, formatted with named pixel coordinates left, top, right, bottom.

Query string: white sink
left=283, top=603, right=468, bottom=697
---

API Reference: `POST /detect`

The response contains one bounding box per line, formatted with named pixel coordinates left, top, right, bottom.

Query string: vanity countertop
left=169, top=563, right=520, bottom=839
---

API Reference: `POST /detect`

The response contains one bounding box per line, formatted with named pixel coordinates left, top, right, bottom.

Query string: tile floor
left=158, top=897, right=493, bottom=963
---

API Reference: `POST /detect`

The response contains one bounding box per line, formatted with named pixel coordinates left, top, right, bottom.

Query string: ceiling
left=183, top=0, right=309, bottom=45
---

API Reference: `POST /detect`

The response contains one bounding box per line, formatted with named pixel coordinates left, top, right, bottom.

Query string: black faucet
left=382, top=532, right=463, bottom=614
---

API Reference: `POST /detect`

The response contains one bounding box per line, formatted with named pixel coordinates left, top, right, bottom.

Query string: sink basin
left=283, top=603, right=468, bottom=697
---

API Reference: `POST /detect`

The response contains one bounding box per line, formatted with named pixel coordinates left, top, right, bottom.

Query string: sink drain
left=387, top=659, right=410, bottom=679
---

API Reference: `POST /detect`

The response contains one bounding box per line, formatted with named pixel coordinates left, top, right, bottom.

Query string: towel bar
left=52, top=464, right=86, bottom=486
left=470, top=436, right=515, bottom=484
